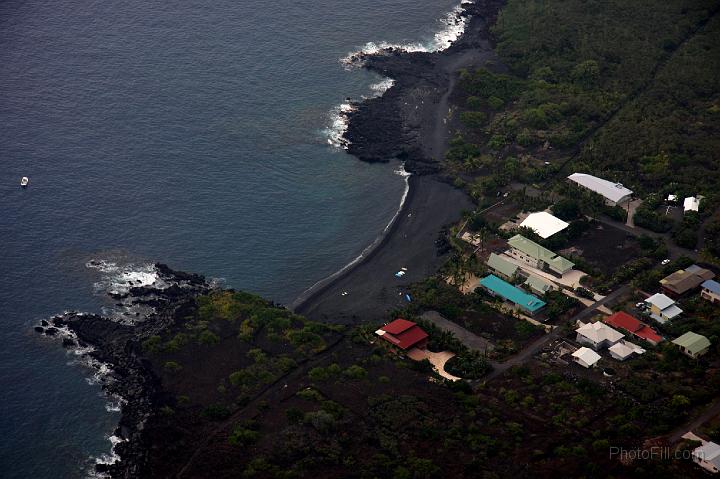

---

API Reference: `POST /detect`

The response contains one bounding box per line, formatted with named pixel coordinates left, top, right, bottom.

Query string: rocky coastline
left=344, top=0, right=504, bottom=174
left=35, top=264, right=210, bottom=477
left=35, top=1, right=507, bottom=476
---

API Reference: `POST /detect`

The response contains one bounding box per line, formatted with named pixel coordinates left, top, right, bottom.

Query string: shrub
left=297, top=388, right=323, bottom=402
left=229, top=424, right=260, bottom=446
left=466, top=96, right=484, bottom=109
left=198, top=330, right=220, bottom=346
left=304, top=410, right=337, bottom=434
left=445, top=351, right=492, bottom=379
left=142, top=335, right=162, bottom=353
left=343, top=365, right=368, bottom=380
left=488, top=96, right=504, bottom=110
left=459, top=110, right=488, bottom=128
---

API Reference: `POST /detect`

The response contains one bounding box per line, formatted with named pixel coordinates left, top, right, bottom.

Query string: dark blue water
left=0, top=0, right=465, bottom=476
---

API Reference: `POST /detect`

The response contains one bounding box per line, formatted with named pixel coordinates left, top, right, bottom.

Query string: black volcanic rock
left=39, top=265, right=212, bottom=477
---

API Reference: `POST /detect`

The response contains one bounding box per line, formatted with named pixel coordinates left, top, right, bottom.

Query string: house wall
left=576, top=334, right=600, bottom=350
left=507, top=248, right=543, bottom=269
left=609, top=351, right=629, bottom=361
left=702, top=289, right=720, bottom=304
left=680, top=345, right=709, bottom=359
left=693, top=456, right=719, bottom=473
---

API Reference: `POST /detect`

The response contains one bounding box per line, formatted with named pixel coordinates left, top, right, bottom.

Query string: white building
left=645, top=293, right=683, bottom=324
left=572, top=347, right=602, bottom=368
left=608, top=340, right=646, bottom=361
left=519, top=211, right=569, bottom=239
left=684, top=196, right=702, bottom=213
left=576, top=321, right=624, bottom=350
left=692, top=441, right=720, bottom=474
left=567, top=173, right=633, bottom=206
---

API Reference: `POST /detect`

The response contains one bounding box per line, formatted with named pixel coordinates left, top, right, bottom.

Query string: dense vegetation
left=134, top=288, right=719, bottom=478
left=448, top=0, right=719, bottom=251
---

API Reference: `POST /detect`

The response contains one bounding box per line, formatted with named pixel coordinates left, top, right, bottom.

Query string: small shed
left=572, top=347, right=602, bottom=368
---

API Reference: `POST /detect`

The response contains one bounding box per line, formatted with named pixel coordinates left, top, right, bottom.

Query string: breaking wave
left=369, top=77, right=396, bottom=96
left=325, top=1, right=471, bottom=148
left=86, top=259, right=166, bottom=297
left=323, top=102, right=356, bottom=150
left=35, top=314, right=123, bottom=478
left=341, top=1, right=473, bottom=67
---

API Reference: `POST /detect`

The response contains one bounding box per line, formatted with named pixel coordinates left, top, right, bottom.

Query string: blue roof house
left=479, top=274, right=546, bottom=315
left=701, top=279, right=720, bottom=304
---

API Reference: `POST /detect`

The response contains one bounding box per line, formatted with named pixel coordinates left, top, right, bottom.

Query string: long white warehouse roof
left=519, top=211, right=569, bottom=239
left=568, top=173, right=633, bottom=204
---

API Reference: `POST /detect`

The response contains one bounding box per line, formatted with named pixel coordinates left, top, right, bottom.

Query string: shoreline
left=34, top=264, right=210, bottom=478
left=35, top=1, right=505, bottom=476
left=291, top=168, right=414, bottom=312
left=293, top=0, right=505, bottom=322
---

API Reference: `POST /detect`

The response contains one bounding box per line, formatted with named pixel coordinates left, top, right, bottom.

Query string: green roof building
left=672, top=331, right=711, bottom=358
left=524, top=275, right=554, bottom=295
left=487, top=253, right=519, bottom=279
left=479, top=274, right=546, bottom=315
left=507, top=234, right=574, bottom=276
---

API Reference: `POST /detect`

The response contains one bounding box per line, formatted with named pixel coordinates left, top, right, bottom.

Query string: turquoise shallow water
left=0, top=0, right=465, bottom=476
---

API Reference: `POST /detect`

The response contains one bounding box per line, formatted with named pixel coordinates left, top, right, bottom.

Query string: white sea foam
left=86, top=260, right=165, bottom=296
left=369, top=77, right=396, bottom=96
left=86, top=259, right=174, bottom=323
left=37, top=315, right=124, bottom=478
left=341, top=1, right=473, bottom=67
left=87, top=434, right=126, bottom=478
left=327, top=2, right=472, bottom=147
left=324, top=102, right=356, bottom=150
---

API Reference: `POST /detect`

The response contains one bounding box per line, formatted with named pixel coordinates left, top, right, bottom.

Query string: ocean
left=0, top=0, right=468, bottom=476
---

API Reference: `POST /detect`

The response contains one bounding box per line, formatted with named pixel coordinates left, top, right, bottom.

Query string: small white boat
left=20, top=177, right=29, bottom=187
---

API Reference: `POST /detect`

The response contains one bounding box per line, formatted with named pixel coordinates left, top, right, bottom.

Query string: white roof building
left=567, top=173, right=633, bottom=205
left=645, top=293, right=683, bottom=323
left=684, top=196, right=702, bottom=212
left=646, top=293, right=675, bottom=310
left=667, top=194, right=678, bottom=202
left=608, top=340, right=646, bottom=361
left=572, top=347, right=602, bottom=368
left=576, top=321, right=624, bottom=349
left=519, top=211, right=569, bottom=239
left=693, top=441, right=720, bottom=474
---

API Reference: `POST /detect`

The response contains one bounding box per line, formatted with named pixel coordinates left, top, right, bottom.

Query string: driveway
left=421, top=310, right=495, bottom=352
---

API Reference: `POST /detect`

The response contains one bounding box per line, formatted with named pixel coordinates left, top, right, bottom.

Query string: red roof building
left=604, top=312, right=663, bottom=345
left=376, top=319, right=429, bottom=350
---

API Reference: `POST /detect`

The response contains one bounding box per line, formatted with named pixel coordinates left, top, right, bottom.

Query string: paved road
left=668, top=398, right=720, bottom=444
left=480, top=283, right=631, bottom=382
left=421, top=310, right=495, bottom=352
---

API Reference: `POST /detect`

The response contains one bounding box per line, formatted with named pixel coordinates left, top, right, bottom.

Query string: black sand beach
left=293, top=0, right=505, bottom=323
left=293, top=174, right=472, bottom=323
